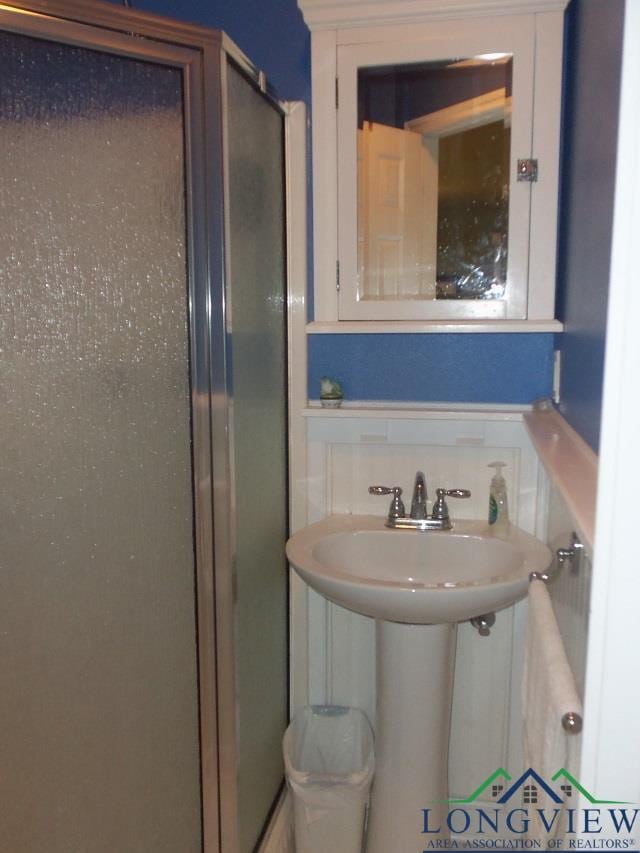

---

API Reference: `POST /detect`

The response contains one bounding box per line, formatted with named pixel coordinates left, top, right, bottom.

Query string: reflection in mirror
left=357, top=56, right=512, bottom=302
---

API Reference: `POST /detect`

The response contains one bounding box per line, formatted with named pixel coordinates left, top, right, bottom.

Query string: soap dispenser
left=488, top=461, right=509, bottom=530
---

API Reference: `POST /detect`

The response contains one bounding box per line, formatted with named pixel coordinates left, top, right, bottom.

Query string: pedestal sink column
left=367, top=620, right=457, bottom=853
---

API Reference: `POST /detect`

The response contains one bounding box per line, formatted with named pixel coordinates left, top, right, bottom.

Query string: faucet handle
left=437, top=489, right=471, bottom=499
left=368, top=485, right=405, bottom=519
left=432, top=487, right=471, bottom=521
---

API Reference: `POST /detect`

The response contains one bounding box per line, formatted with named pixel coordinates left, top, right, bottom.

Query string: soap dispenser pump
left=488, top=461, right=509, bottom=529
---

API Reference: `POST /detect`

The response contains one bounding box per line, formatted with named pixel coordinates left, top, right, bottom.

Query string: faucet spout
left=410, top=471, right=428, bottom=519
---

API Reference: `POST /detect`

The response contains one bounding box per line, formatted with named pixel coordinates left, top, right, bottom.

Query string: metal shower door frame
left=0, top=3, right=250, bottom=850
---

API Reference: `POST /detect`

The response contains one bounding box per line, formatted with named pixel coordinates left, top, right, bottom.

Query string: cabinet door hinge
left=336, top=260, right=340, bottom=291
left=335, top=77, right=339, bottom=109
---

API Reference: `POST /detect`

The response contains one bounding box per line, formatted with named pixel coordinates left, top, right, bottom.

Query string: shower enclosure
left=0, top=3, right=290, bottom=852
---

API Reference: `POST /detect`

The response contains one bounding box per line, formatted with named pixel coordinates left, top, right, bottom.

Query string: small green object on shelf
left=320, top=376, right=343, bottom=408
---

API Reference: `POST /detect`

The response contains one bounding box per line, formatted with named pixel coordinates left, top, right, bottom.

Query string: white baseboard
left=258, top=789, right=294, bottom=853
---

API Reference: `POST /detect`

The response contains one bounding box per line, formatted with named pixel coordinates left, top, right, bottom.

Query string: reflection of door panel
left=358, top=122, right=437, bottom=300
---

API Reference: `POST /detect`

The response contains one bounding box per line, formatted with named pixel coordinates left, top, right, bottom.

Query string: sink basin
left=286, top=514, right=551, bottom=624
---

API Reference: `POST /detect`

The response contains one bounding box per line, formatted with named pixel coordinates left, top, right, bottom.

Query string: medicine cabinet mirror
left=357, top=56, right=513, bottom=309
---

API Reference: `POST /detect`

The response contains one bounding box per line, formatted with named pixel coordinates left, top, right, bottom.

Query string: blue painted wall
left=556, top=0, right=625, bottom=452
left=110, top=0, right=623, bottom=416
left=105, top=0, right=310, bottom=102
left=309, top=334, right=554, bottom=403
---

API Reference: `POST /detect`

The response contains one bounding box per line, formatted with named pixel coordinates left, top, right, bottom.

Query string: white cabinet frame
left=307, top=7, right=566, bottom=329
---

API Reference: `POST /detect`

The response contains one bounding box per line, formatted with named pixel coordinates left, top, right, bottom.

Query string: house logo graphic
left=444, top=766, right=630, bottom=806
left=421, top=767, right=638, bottom=845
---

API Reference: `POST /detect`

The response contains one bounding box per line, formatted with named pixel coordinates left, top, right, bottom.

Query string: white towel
left=523, top=579, right=583, bottom=844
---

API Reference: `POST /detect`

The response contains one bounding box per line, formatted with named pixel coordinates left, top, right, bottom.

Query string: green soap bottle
left=488, top=461, right=509, bottom=529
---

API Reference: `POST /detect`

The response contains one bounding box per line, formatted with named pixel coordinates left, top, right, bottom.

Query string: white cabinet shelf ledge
left=306, top=319, right=563, bottom=333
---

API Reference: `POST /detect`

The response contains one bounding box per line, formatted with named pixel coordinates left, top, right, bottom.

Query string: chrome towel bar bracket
left=529, top=531, right=584, bottom=584
left=557, top=531, right=584, bottom=573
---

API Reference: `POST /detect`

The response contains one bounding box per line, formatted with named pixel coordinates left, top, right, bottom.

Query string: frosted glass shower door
left=225, top=63, right=289, bottom=853
left=0, top=26, right=202, bottom=853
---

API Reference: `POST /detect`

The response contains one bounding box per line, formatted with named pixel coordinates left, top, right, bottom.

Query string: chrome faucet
left=410, top=471, right=428, bottom=519
left=369, top=471, right=470, bottom=531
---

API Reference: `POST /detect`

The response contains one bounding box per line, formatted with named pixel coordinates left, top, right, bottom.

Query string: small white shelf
left=304, top=401, right=530, bottom=420
left=306, top=319, right=564, bottom=334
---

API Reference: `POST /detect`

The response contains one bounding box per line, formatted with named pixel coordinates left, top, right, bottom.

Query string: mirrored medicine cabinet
left=355, top=56, right=513, bottom=312
left=300, top=1, right=568, bottom=329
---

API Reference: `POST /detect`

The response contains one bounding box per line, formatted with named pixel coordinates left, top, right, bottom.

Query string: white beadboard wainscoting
left=291, top=404, right=546, bottom=797
left=286, top=403, right=598, bottom=829
left=544, top=484, right=593, bottom=700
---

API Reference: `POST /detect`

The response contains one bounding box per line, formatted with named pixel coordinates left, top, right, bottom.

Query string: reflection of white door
left=358, top=122, right=437, bottom=300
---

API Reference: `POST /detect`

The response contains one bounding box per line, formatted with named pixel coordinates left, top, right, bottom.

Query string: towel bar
left=527, top=560, right=585, bottom=737
left=561, top=711, right=583, bottom=734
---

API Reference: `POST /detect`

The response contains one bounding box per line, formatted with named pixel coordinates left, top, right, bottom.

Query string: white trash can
left=283, top=705, right=374, bottom=853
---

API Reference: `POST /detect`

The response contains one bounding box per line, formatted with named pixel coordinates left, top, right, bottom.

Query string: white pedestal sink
left=286, top=515, right=551, bottom=853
